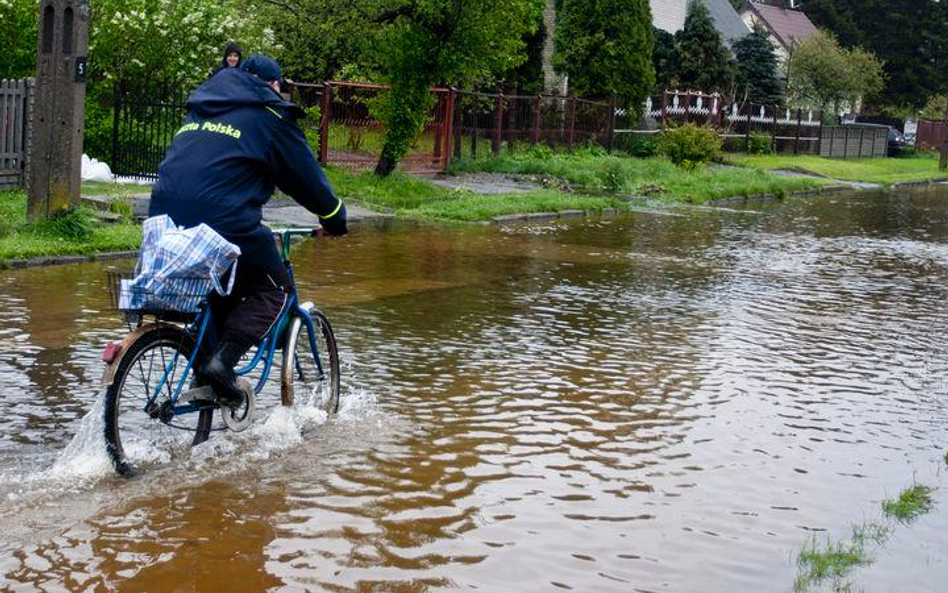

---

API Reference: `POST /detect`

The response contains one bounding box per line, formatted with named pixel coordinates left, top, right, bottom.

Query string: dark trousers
left=208, top=257, right=289, bottom=354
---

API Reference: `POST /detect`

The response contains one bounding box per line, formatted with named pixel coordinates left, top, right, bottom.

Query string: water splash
left=45, top=393, right=114, bottom=483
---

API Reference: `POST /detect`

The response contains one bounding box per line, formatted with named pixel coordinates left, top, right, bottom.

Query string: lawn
left=81, top=180, right=152, bottom=196
left=0, top=190, right=141, bottom=263
left=449, top=149, right=827, bottom=203
left=727, top=152, right=948, bottom=185
left=323, top=167, right=627, bottom=221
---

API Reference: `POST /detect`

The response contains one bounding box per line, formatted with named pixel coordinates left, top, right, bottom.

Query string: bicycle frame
left=143, top=229, right=325, bottom=418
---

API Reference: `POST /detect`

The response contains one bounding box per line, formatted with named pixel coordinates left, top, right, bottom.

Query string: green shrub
left=659, top=123, right=722, bottom=168
left=627, top=134, right=660, bottom=158
left=84, top=99, right=114, bottom=162
left=575, top=140, right=607, bottom=157
left=28, top=207, right=96, bottom=240
left=513, top=143, right=555, bottom=160
left=596, top=159, right=626, bottom=192
left=302, top=105, right=322, bottom=155
left=747, top=133, right=774, bottom=155
left=108, top=197, right=134, bottom=222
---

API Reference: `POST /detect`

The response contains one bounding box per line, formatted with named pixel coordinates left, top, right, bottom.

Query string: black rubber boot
left=200, top=341, right=249, bottom=408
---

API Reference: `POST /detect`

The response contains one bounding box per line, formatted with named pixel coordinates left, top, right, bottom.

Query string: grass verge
left=0, top=190, right=141, bottom=263
left=81, top=180, right=151, bottom=196
left=448, top=149, right=827, bottom=204
left=727, top=152, right=948, bottom=185
left=324, top=167, right=628, bottom=221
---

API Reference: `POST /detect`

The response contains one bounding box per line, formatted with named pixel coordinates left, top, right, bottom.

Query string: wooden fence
left=916, top=120, right=947, bottom=151
left=0, top=79, right=30, bottom=189
left=819, top=125, right=888, bottom=159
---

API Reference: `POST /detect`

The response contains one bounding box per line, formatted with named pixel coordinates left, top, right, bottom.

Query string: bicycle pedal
left=178, top=385, right=215, bottom=404
left=220, top=380, right=255, bottom=433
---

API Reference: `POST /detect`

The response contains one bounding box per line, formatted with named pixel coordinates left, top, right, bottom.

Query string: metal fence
left=0, top=78, right=30, bottom=189
left=111, top=84, right=189, bottom=179
left=451, top=90, right=615, bottom=159
left=819, top=125, right=888, bottom=158
left=294, top=81, right=453, bottom=174
left=916, top=119, right=948, bottom=151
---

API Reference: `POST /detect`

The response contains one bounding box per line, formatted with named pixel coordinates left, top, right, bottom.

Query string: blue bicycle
left=101, top=228, right=340, bottom=477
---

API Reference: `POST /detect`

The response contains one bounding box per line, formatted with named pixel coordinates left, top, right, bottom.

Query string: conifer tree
left=553, top=0, right=655, bottom=114
left=652, top=28, right=678, bottom=93
left=733, top=29, right=783, bottom=105
left=675, top=0, right=735, bottom=95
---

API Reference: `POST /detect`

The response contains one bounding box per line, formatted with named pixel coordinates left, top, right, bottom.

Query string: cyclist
left=148, top=53, right=347, bottom=407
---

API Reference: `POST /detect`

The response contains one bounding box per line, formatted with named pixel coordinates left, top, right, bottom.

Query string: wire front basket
left=105, top=269, right=213, bottom=315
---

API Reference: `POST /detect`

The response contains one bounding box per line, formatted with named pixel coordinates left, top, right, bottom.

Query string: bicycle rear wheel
left=281, top=306, right=340, bottom=413
left=104, top=326, right=213, bottom=476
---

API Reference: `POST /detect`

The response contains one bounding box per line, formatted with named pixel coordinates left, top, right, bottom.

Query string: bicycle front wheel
left=104, top=326, right=213, bottom=476
left=281, top=306, right=340, bottom=413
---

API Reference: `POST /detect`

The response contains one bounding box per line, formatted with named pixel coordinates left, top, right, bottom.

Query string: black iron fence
left=111, top=84, right=189, bottom=179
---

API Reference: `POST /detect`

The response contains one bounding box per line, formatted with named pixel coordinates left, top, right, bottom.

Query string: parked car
left=887, top=127, right=907, bottom=156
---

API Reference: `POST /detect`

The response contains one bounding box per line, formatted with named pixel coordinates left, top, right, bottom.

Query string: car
left=887, top=126, right=907, bottom=156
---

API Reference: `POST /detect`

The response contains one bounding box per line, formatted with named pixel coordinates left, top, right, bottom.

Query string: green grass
left=0, top=190, right=141, bottom=262
left=449, top=149, right=827, bottom=204
left=793, top=481, right=937, bottom=592
left=882, top=484, right=935, bottom=522
left=323, top=167, right=627, bottom=221
left=81, top=180, right=151, bottom=196
left=794, top=522, right=890, bottom=593
left=728, top=152, right=948, bottom=185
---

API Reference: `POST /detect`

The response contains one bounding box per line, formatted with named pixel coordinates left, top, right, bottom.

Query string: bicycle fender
left=100, top=323, right=168, bottom=388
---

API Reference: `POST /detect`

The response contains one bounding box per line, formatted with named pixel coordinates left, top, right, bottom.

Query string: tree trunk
left=375, top=150, right=397, bottom=176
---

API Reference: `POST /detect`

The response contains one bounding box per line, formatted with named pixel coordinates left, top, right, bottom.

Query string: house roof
left=743, top=2, right=817, bottom=49
left=651, top=0, right=750, bottom=43
left=701, top=0, right=751, bottom=42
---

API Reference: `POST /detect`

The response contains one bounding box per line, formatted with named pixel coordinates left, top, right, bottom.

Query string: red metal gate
left=308, top=81, right=453, bottom=174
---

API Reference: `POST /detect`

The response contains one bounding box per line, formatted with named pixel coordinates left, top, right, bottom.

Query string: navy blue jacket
left=149, top=68, right=346, bottom=272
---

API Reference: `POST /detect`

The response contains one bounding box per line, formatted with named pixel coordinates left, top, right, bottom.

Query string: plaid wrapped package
left=119, top=215, right=241, bottom=313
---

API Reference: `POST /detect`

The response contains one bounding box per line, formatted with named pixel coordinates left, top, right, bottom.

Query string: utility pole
left=25, top=0, right=89, bottom=220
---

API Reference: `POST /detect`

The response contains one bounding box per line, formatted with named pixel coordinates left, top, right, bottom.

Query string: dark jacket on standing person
left=149, top=67, right=347, bottom=276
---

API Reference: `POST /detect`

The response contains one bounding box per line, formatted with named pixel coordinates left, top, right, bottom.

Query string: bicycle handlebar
left=271, top=227, right=322, bottom=262
left=270, top=227, right=320, bottom=238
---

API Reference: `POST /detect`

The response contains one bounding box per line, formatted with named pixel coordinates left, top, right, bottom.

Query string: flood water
left=2, top=187, right=948, bottom=592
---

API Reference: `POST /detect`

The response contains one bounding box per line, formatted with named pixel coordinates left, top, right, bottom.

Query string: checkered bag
left=119, top=215, right=241, bottom=313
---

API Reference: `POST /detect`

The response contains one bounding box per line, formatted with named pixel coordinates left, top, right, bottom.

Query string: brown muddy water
left=2, top=187, right=948, bottom=593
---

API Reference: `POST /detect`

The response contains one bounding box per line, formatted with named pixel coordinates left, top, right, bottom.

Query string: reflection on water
left=2, top=187, right=948, bottom=592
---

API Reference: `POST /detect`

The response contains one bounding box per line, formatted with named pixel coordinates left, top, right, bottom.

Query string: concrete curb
left=0, top=250, right=138, bottom=269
